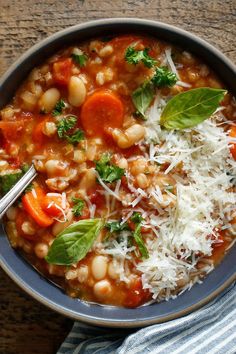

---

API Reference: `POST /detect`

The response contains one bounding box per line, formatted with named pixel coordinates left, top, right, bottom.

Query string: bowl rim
left=0, top=18, right=236, bottom=328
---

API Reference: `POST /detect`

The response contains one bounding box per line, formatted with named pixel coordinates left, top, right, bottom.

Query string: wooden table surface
left=0, top=1, right=235, bottom=353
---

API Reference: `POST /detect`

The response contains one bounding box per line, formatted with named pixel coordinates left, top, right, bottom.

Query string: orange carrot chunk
left=229, top=126, right=236, bottom=160
left=22, top=187, right=54, bottom=227
left=80, top=90, right=124, bottom=137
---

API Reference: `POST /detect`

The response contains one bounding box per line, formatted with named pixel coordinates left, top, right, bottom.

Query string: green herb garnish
left=125, top=47, right=157, bottom=68
left=105, top=221, right=130, bottom=233
left=133, top=223, right=149, bottom=259
left=132, top=81, right=155, bottom=119
left=71, top=53, right=88, bottom=67
left=65, top=129, right=84, bottom=144
left=57, top=116, right=77, bottom=138
left=57, top=116, right=84, bottom=145
left=130, top=212, right=148, bottom=259
left=0, top=172, right=23, bottom=195
left=72, top=198, right=85, bottom=217
left=52, top=99, right=66, bottom=116
left=0, top=164, right=30, bottom=195
left=132, top=67, right=178, bottom=119
left=95, top=154, right=125, bottom=183
left=160, top=87, right=227, bottom=130
left=152, top=67, right=178, bottom=88
left=45, top=219, right=103, bottom=265
left=131, top=212, right=143, bottom=224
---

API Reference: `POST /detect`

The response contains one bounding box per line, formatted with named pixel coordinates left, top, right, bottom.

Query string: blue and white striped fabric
left=58, top=283, right=236, bottom=354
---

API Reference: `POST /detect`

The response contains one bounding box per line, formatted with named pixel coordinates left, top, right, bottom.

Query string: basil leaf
left=160, top=87, right=227, bottom=130
left=133, top=223, right=149, bottom=259
left=45, top=219, right=103, bottom=265
left=132, top=81, right=155, bottom=119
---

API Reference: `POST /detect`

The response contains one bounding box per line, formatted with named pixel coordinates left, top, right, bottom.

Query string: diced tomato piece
left=124, top=277, right=150, bottom=308
left=88, top=187, right=105, bottom=209
left=52, top=58, right=72, bottom=86
left=41, top=195, right=63, bottom=218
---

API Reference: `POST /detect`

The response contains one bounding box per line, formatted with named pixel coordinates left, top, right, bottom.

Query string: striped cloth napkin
left=58, top=283, right=236, bottom=354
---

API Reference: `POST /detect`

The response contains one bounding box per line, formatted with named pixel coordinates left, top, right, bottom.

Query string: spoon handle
left=0, top=165, right=37, bottom=220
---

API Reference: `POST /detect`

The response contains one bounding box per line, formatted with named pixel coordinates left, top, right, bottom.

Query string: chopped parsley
left=71, top=53, right=88, bottom=67
left=71, top=198, right=85, bottom=217
left=65, top=129, right=84, bottom=144
left=52, top=99, right=66, bottom=116
left=152, top=67, right=178, bottom=88
left=95, top=154, right=125, bottom=183
left=57, top=116, right=77, bottom=138
left=132, top=67, right=178, bottom=119
left=125, top=47, right=157, bottom=68
left=56, top=116, right=84, bottom=145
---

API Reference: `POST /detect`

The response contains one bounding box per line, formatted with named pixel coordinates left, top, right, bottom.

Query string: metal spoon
left=0, top=164, right=37, bottom=219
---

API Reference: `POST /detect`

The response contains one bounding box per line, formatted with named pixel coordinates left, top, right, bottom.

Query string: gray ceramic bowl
left=0, top=19, right=236, bottom=328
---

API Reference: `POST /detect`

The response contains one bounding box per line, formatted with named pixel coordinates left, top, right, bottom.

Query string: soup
left=1, top=35, right=236, bottom=307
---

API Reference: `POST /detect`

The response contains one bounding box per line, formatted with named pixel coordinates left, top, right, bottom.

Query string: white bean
left=21, top=221, right=35, bottom=235
left=65, top=269, right=78, bottom=280
left=6, top=206, right=17, bottom=221
left=91, top=256, right=108, bottom=280
left=136, top=173, right=149, bottom=189
left=77, top=266, right=89, bottom=283
left=99, top=45, right=113, bottom=57
left=113, top=124, right=145, bottom=149
left=68, top=76, right=86, bottom=107
left=108, top=262, right=119, bottom=279
left=38, top=88, right=60, bottom=112
left=43, top=122, right=57, bottom=137
left=93, top=280, right=112, bottom=299
left=45, top=159, right=67, bottom=178
left=34, top=243, right=49, bottom=259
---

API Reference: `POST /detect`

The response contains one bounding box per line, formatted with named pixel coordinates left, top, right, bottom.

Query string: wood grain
left=0, top=1, right=235, bottom=353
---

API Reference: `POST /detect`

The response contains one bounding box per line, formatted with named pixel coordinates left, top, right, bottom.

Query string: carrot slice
left=52, top=58, right=72, bottom=86
left=22, top=187, right=54, bottom=227
left=81, top=90, right=124, bottom=136
left=229, top=126, right=236, bottom=160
